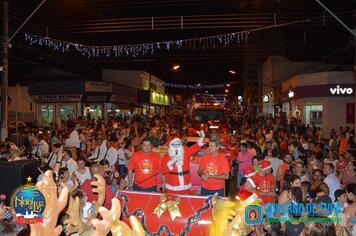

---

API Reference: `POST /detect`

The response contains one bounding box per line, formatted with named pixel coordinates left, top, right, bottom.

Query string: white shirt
left=324, top=173, right=341, bottom=202
left=74, top=167, right=91, bottom=185
left=66, top=130, right=81, bottom=148
left=62, top=158, right=78, bottom=177
left=45, top=152, right=58, bottom=168
left=32, top=140, right=49, bottom=157
left=104, top=147, right=118, bottom=167
left=117, top=148, right=127, bottom=165
left=88, top=145, right=107, bottom=161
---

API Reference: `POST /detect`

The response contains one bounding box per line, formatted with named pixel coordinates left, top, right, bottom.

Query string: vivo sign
left=329, top=85, right=353, bottom=95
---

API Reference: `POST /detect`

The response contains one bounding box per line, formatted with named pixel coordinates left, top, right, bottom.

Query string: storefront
left=108, top=82, right=139, bottom=117
left=150, top=91, right=170, bottom=116
left=280, top=71, right=355, bottom=137
left=29, top=81, right=112, bottom=126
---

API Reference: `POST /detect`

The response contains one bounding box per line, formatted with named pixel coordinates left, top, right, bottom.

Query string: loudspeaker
left=0, top=160, right=40, bottom=205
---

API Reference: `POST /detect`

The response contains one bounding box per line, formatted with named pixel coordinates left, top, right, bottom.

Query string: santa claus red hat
left=243, top=166, right=256, bottom=178
left=259, top=160, right=272, bottom=170
left=169, top=137, right=182, bottom=146
left=246, top=177, right=256, bottom=188
left=236, top=187, right=259, bottom=207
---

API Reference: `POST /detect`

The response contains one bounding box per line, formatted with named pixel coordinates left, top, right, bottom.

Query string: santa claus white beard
left=168, top=145, right=185, bottom=166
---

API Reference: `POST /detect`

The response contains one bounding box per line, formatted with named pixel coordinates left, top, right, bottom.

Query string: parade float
left=21, top=171, right=253, bottom=236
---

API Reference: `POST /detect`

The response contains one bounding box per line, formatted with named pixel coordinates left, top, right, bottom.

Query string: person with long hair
left=300, top=221, right=337, bottom=236
left=278, top=175, right=301, bottom=204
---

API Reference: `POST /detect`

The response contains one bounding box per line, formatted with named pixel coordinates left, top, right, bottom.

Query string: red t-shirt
left=128, top=150, right=161, bottom=188
left=199, top=152, right=230, bottom=190
left=277, top=163, right=290, bottom=189
left=255, top=173, right=276, bottom=204
left=80, top=179, right=114, bottom=210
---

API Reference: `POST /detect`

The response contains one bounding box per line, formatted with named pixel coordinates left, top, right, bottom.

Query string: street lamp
left=160, top=64, right=180, bottom=80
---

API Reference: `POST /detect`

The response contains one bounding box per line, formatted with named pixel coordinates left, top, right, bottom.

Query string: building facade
left=280, top=71, right=354, bottom=137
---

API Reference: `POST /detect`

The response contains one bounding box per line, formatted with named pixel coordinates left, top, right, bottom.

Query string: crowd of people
left=0, top=112, right=355, bottom=235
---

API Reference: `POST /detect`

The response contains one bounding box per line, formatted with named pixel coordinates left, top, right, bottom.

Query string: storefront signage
left=85, top=81, right=112, bottom=92
left=330, top=85, right=353, bottom=95
left=31, top=94, right=83, bottom=102
left=288, top=90, right=294, bottom=98
left=263, top=95, right=269, bottom=103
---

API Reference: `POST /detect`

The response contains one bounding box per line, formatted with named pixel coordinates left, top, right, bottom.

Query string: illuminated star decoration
left=27, top=176, right=32, bottom=183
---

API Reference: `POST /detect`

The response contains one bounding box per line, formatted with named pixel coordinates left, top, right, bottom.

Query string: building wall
left=8, top=85, right=35, bottom=122
left=279, top=71, right=355, bottom=137
left=260, top=56, right=341, bottom=115
left=103, top=69, right=146, bottom=89
left=325, top=97, right=354, bottom=134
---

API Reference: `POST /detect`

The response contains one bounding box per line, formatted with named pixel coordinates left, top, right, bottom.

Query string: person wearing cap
left=254, top=159, right=276, bottom=205
left=236, top=167, right=260, bottom=207
left=198, top=138, right=230, bottom=197
left=161, top=131, right=205, bottom=194
left=128, top=137, right=162, bottom=192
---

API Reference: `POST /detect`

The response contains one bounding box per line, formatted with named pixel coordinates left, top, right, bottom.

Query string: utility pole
left=1, top=0, right=47, bottom=141
left=1, top=0, right=9, bottom=141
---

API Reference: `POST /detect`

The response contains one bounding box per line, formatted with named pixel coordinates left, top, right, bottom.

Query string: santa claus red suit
left=236, top=166, right=260, bottom=207
left=161, top=134, right=205, bottom=194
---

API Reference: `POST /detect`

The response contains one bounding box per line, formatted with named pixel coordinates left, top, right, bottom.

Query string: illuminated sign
left=288, top=90, right=294, bottom=98
left=330, top=85, right=353, bottom=95
left=263, top=95, right=269, bottom=103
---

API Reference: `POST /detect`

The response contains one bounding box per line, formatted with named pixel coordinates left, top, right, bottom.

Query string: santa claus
left=161, top=131, right=206, bottom=194
left=236, top=166, right=260, bottom=207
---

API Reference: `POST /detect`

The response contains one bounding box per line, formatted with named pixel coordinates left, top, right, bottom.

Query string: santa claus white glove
left=197, top=130, right=206, bottom=147
left=167, top=155, right=179, bottom=170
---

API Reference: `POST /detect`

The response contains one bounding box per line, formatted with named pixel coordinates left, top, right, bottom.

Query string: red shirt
left=277, top=162, right=290, bottom=189
left=128, top=150, right=161, bottom=188
left=199, top=152, right=230, bottom=190
left=255, top=173, right=276, bottom=204
left=80, top=179, right=114, bottom=210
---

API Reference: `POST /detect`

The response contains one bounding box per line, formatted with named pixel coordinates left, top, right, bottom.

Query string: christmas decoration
left=151, top=81, right=224, bottom=90
left=24, top=31, right=249, bottom=58
left=210, top=194, right=254, bottom=236
left=119, top=191, right=214, bottom=236
left=153, top=194, right=182, bottom=220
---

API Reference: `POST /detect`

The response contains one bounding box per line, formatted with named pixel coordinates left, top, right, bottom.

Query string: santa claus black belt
left=168, top=170, right=190, bottom=176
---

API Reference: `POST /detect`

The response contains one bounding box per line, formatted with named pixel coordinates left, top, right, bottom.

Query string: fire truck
left=190, top=103, right=228, bottom=134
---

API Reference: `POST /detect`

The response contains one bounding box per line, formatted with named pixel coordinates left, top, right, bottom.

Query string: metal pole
left=1, top=0, right=9, bottom=141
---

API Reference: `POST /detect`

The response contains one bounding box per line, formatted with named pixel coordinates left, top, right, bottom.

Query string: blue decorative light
left=24, top=31, right=249, bottom=58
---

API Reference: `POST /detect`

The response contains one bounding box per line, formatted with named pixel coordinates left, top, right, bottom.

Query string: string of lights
left=152, top=81, right=225, bottom=90
left=24, top=31, right=249, bottom=58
